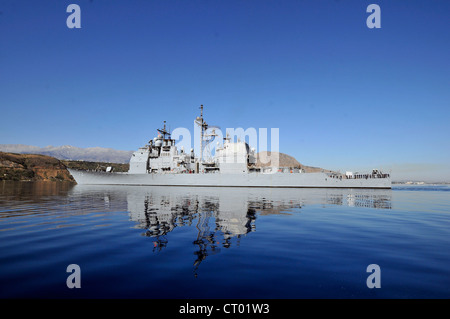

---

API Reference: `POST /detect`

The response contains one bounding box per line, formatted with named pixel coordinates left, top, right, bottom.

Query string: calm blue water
left=0, top=181, right=449, bottom=299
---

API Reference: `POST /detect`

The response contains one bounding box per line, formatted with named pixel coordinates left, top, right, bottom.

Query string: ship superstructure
left=128, top=105, right=258, bottom=175
left=129, top=120, right=197, bottom=174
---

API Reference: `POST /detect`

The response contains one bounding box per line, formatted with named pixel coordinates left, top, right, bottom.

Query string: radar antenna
left=157, top=120, right=171, bottom=139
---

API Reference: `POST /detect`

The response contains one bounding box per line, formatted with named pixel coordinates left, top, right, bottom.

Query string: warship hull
left=68, top=169, right=391, bottom=189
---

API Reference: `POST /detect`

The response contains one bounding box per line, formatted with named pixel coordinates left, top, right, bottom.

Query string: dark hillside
left=0, top=152, right=75, bottom=182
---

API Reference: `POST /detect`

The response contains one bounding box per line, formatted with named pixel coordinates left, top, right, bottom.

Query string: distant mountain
left=255, top=151, right=336, bottom=174
left=0, top=144, right=133, bottom=164
left=256, top=151, right=302, bottom=168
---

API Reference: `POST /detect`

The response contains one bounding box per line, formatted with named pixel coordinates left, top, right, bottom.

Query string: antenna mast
left=195, top=104, right=208, bottom=163
left=157, top=120, right=171, bottom=139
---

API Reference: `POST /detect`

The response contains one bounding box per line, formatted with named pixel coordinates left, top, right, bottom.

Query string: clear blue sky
left=1, top=0, right=449, bottom=181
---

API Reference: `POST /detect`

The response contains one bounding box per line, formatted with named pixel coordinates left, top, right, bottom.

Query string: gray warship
left=69, top=105, right=391, bottom=188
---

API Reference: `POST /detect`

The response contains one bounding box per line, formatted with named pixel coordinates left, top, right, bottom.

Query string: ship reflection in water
left=0, top=182, right=392, bottom=277
left=105, top=186, right=392, bottom=275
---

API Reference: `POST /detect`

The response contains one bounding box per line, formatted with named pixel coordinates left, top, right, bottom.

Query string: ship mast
left=157, top=120, right=171, bottom=139
left=195, top=104, right=208, bottom=163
